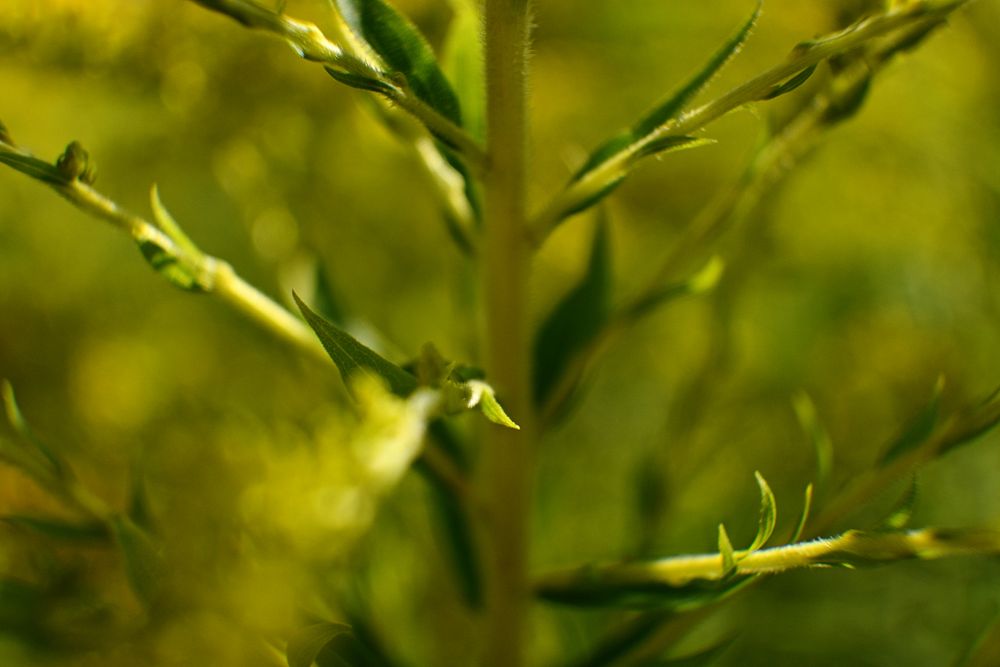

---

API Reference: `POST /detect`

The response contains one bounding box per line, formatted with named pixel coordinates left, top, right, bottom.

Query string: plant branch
left=528, top=0, right=969, bottom=244
left=481, top=0, right=533, bottom=665
left=536, top=527, right=1000, bottom=605
left=188, top=0, right=487, bottom=172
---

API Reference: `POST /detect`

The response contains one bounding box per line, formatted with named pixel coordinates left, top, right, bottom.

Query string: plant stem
left=482, top=0, right=532, bottom=665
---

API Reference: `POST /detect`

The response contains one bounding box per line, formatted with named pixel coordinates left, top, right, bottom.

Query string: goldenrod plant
left=2, top=0, right=1000, bottom=665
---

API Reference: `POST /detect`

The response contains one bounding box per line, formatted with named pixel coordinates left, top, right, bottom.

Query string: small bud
left=55, top=141, right=97, bottom=184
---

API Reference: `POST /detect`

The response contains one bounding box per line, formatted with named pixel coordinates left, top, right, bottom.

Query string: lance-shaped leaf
left=0, top=146, right=68, bottom=185
left=789, top=484, right=814, bottom=544
left=286, top=622, right=352, bottom=667
left=294, top=292, right=419, bottom=397
left=878, top=376, right=944, bottom=466
left=111, top=515, right=165, bottom=606
left=559, top=2, right=760, bottom=220
left=533, top=217, right=612, bottom=410
left=718, top=524, right=736, bottom=576
left=335, top=0, right=463, bottom=126
left=137, top=186, right=213, bottom=293
left=442, top=0, right=485, bottom=142
left=792, top=392, right=834, bottom=493
left=748, top=471, right=777, bottom=553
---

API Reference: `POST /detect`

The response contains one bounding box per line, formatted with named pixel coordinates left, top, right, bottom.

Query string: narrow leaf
left=536, top=571, right=754, bottom=611
left=878, top=376, right=944, bottom=466
left=632, top=135, right=716, bottom=162
left=792, top=392, right=834, bottom=491
left=468, top=381, right=519, bottom=430
left=0, top=148, right=68, bottom=185
left=647, top=636, right=738, bottom=667
left=881, top=476, right=918, bottom=531
left=748, top=471, right=776, bottom=553
left=4, top=516, right=109, bottom=542
left=759, top=64, right=818, bottom=101
left=111, top=515, right=164, bottom=606
left=789, top=484, right=813, bottom=543
left=574, top=1, right=760, bottom=183
left=718, top=524, right=736, bottom=576
left=335, top=0, right=462, bottom=125
left=626, top=256, right=725, bottom=323
left=1, top=381, right=65, bottom=480
left=294, top=292, right=418, bottom=397
left=442, top=0, right=485, bottom=142
left=136, top=237, right=206, bottom=293
left=150, top=185, right=201, bottom=259
left=287, top=622, right=352, bottom=667
left=532, top=217, right=612, bottom=409
left=325, top=66, right=396, bottom=95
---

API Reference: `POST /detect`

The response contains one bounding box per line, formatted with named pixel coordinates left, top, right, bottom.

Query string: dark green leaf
left=111, top=515, right=164, bottom=606
left=821, top=72, right=873, bottom=125
left=533, top=217, right=612, bottom=410
left=136, top=238, right=206, bottom=293
left=313, top=262, right=347, bottom=325
left=287, top=622, right=352, bottom=667
left=418, top=457, right=482, bottom=607
left=759, top=64, right=818, bottom=101
left=568, top=612, right=671, bottom=667
left=294, top=292, right=418, bottom=397
left=335, top=0, right=462, bottom=125
left=536, top=570, right=754, bottom=611
left=878, top=376, right=943, bottom=466
left=748, top=471, right=776, bottom=553
left=325, top=66, right=396, bottom=95
left=573, top=2, right=759, bottom=183
left=3, top=515, right=109, bottom=542
left=641, top=636, right=737, bottom=667
left=0, top=148, right=68, bottom=185
left=2, top=380, right=65, bottom=480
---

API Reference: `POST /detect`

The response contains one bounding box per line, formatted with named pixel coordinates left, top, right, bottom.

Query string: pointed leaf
left=536, top=571, right=755, bottom=611
left=574, top=2, right=760, bottom=184
left=748, top=471, right=776, bottom=553
left=135, top=237, right=206, bottom=293
left=646, top=636, right=738, bottom=667
left=632, top=135, right=716, bottom=162
left=789, top=484, right=813, bottom=544
left=335, top=0, right=462, bottom=125
left=467, top=381, right=520, bottom=430
left=294, top=293, right=418, bottom=397
left=533, top=217, right=612, bottom=409
left=878, top=376, right=944, bottom=466
left=0, top=148, right=68, bottom=185
left=2, top=381, right=64, bottom=479
left=4, top=515, right=109, bottom=542
left=287, top=622, right=352, bottom=667
left=881, top=476, right=918, bottom=531
left=111, top=515, right=164, bottom=606
left=325, top=66, right=396, bottom=95
left=442, top=0, right=484, bottom=142
left=718, top=524, right=736, bottom=576
left=792, top=392, right=834, bottom=491
left=759, top=64, right=818, bottom=101
left=150, top=185, right=201, bottom=259
left=625, top=256, right=725, bottom=323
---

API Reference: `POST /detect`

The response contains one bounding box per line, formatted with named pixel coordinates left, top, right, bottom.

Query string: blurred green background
left=2, top=0, right=1000, bottom=665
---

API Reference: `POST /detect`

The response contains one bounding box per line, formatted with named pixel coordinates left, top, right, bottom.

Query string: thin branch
left=528, top=0, right=969, bottom=244
left=188, top=0, right=487, bottom=172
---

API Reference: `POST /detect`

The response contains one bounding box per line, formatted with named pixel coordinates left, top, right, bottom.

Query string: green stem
left=482, top=0, right=532, bottom=665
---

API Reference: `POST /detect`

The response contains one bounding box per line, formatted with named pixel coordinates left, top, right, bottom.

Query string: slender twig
left=528, top=0, right=968, bottom=244
left=188, top=0, right=487, bottom=172
left=536, top=527, right=1000, bottom=601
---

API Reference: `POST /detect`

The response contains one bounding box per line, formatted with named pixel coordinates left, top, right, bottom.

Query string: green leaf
left=644, top=636, right=737, bottom=667
left=532, top=217, right=612, bottom=410
left=136, top=237, right=206, bottom=293
left=111, top=515, right=164, bottom=606
left=568, top=612, right=671, bottom=667
left=335, top=0, right=463, bottom=125
left=536, top=570, right=754, bottom=611
left=293, top=292, right=418, bottom=397
left=625, top=256, right=725, bottom=323
left=759, top=64, right=818, bottom=101
left=792, top=392, right=834, bottom=492
left=468, top=381, right=520, bottom=430
left=287, top=622, right=352, bottom=667
left=325, top=66, right=397, bottom=95
left=3, top=515, right=109, bottom=542
left=878, top=376, right=944, bottom=466
left=442, top=0, right=484, bottom=142
left=789, top=484, right=813, bottom=543
left=748, top=471, right=776, bottom=553
left=881, top=476, right=918, bottom=531
left=150, top=185, right=202, bottom=259
left=718, top=524, right=736, bottom=576
left=573, top=2, right=760, bottom=183
left=0, top=148, right=68, bottom=185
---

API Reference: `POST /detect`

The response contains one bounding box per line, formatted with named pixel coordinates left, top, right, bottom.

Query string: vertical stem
left=482, top=1, right=532, bottom=666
